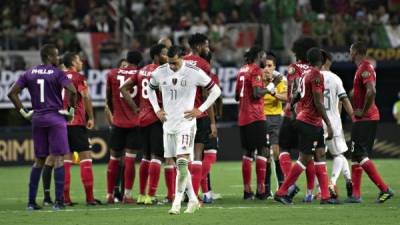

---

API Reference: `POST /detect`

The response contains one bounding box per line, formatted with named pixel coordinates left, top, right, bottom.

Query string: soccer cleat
left=320, top=198, right=342, bottom=205
left=43, top=199, right=53, bottom=207
left=345, top=181, right=353, bottom=198
left=144, top=195, right=157, bottom=205
left=211, top=192, right=222, bottom=200
left=375, top=188, right=394, bottom=204
left=328, top=183, right=338, bottom=199
left=184, top=200, right=201, bottom=214
left=168, top=202, right=181, bottom=215
left=106, top=195, right=115, bottom=204
left=114, top=189, right=123, bottom=202
left=314, top=192, right=322, bottom=200
left=53, top=201, right=65, bottom=210
left=202, top=194, right=213, bottom=204
left=64, top=201, right=78, bottom=207
left=287, top=184, right=300, bottom=201
left=27, top=202, right=42, bottom=210
left=302, top=193, right=314, bottom=203
left=265, top=191, right=274, bottom=200
left=274, top=194, right=293, bottom=205
left=344, top=196, right=363, bottom=203
left=243, top=191, right=255, bottom=200
left=137, top=195, right=145, bottom=204
left=87, top=199, right=103, bottom=206
left=122, top=196, right=136, bottom=204
left=255, top=192, right=268, bottom=200
left=160, top=196, right=174, bottom=204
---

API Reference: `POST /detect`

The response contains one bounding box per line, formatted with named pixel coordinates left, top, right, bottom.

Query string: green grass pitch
left=0, top=160, right=399, bottom=225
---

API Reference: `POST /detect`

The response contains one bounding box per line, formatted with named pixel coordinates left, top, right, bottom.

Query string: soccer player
left=262, top=53, right=287, bottom=196
left=320, top=50, right=353, bottom=199
left=61, top=52, right=102, bottom=206
left=345, top=41, right=394, bottom=203
left=105, top=51, right=142, bottom=204
left=7, top=44, right=77, bottom=210
left=274, top=47, right=338, bottom=205
left=235, top=46, right=273, bottom=200
left=120, top=44, right=170, bottom=204
left=278, top=37, right=319, bottom=202
left=183, top=33, right=218, bottom=198
left=148, top=46, right=221, bottom=214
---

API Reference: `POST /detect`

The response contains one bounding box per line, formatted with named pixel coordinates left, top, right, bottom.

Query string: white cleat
left=168, top=203, right=181, bottom=215
left=211, top=192, right=222, bottom=200
left=184, top=200, right=201, bottom=214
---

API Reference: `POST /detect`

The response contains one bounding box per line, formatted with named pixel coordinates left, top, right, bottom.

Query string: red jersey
left=183, top=54, right=211, bottom=118
left=106, top=66, right=140, bottom=128
left=284, top=61, right=310, bottom=118
left=352, top=60, right=380, bottom=122
left=296, top=67, right=324, bottom=127
left=132, top=63, right=160, bottom=127
left=63, top=70, right=87, bottom=126
left=236, top=64, right=265, bottom=126
left=210, top=72, right=220, bottom=86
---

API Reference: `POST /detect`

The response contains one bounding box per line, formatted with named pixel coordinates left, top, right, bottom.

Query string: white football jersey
left=149, top=61, right=214, bottom=134
left=321, top=70, right=347, bottom=136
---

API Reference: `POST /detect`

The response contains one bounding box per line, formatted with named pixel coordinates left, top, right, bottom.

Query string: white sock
left=331, top=155, right=343, bottom=185
left=174, top=158, right=189, bottom=204
left=339, top=154, right=351, bottom=182
left=185, top=172, right=198, bottom=202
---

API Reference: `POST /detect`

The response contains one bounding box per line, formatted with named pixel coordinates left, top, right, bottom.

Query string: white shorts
left=325, top=133, right=348, bottom=155
left=163, top=125, right=196, bottom=160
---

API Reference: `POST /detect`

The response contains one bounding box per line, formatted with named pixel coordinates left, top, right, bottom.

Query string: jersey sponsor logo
left=31, top=69, right=54, bottom=74
left=288, top=66, right=296, bottom=75
left=361, top=71, right=370, bottom=78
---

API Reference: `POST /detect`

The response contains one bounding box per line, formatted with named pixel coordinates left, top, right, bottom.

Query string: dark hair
left=62, top=52, right=79, bottom=68
left=167, top=45, right=186, bottom=58
left=307, top=47, right=323, bottom=66
left=244, top=46, right=263, bottom=64
left=40, top=44, right=57, bottom=62
left=320, top=49, right=332, bottom=64
left=126, top=50, right=143, bottom=65
left=352, top=41, right=367, bottom=56
left=265, top=51, right=277, bottom=66
left=118, top=58, right=128, bottom=67
left=292, top=37, right=319, bottom=62
left=150, top=44, right=166, bottom=60
left=188, top=33, right=208, bottom=49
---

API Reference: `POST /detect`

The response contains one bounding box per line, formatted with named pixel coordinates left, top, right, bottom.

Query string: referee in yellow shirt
left=263, top=53, right=287, bottom=197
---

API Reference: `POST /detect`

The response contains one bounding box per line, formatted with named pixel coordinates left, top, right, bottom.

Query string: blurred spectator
left=189, top=17, right=208, bottom=34
left=330, top=14, right=347, bottom=48
left=214, top=36, right=242, bottom=66
left=393, top=92, right=400, bottom=124
left=312, top=13, right=332, bottom=46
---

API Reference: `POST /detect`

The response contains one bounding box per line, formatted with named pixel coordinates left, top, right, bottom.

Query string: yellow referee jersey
left=264, top=79, right=287, bottom=115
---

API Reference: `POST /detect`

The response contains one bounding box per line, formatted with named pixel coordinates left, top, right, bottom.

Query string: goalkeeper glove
left=19, top=108, right=34, bottom=120
left=58, top=107, right=75, bottom=122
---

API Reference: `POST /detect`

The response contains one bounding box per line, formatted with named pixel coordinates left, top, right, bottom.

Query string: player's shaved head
left=63, top=52, right=79, bottom=68
left=292, top=37, right=319, bottom=62
left=158, top=37, right=172, bottom=49
left=188, top=33, right=208, bottom=49
left=40, top=44, right=58, bottom=65
left=321, top=49, right=332, bottom=65
left=351, top=41, right=367, bottom=56
left=126, top=50, right=143, bottom=66
left=307, top=47, right=323, bottom=67
left=244, top=46, right=264, bottom=64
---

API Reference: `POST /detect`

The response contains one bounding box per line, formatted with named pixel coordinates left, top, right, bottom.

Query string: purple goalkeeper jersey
left=16, top=64, right=71, bottom=127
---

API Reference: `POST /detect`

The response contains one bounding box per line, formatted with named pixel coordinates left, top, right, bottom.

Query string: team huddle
left=7, top=33, right=394, bottom=214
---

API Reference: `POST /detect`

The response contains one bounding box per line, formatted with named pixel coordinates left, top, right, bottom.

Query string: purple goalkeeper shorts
left=32, top=123, right=69, bottom=158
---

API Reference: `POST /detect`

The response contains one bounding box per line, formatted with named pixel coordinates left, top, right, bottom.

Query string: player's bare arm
left=106, top=86, right=113, bottom=114
left=81, top=87, right=95, bottom=129
left=147, top=80, right=166, bottom=122
left=313, top=90, right=333, bottom=139
left=355, top=81, right=376, bottom=118
left=104, top=105, right=113, bottom=125
left=340, top=96, right=354, bottom=118
left=7, top=83, right=35, bottom=120
left=120, top=79, right=139, bottom=114
left=58, top=83, right=77, bottom=121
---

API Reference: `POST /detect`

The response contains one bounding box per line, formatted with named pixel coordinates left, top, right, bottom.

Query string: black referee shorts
left=109, top=126, right=142, bottom=152
left=141, top=121, right=164, bottom=159
left=240, top=120, right=267, bottom=152
left=67, top=125, right=90, bottom=152
left=278, top=117, right=299, bottom=150
left=351, top=121, right=378, bottom=158
left=296, top=120, right=325, bottom=155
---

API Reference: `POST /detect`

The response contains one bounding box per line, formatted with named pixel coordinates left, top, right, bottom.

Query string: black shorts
left=195, top=117, right=210, bottom=144
left=109, top=126, right=142, bottom=152
left=278, top=117, right=299, bottom=150
left=266, top=115, right=283, bottom=145
left=296, top=120, right=325, bottom=155
left=141, top=121, right=164, bottom=158
left=67, top=125, right=90, bottom=152
left=240, top=120, right=267, bottom=152
left=204, top=137, right=219, bottom=150
left=351, top=121, right=378, bottom=158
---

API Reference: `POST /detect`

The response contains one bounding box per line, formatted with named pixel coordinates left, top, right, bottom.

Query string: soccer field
left=0, top=160, right=398, bottom=225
